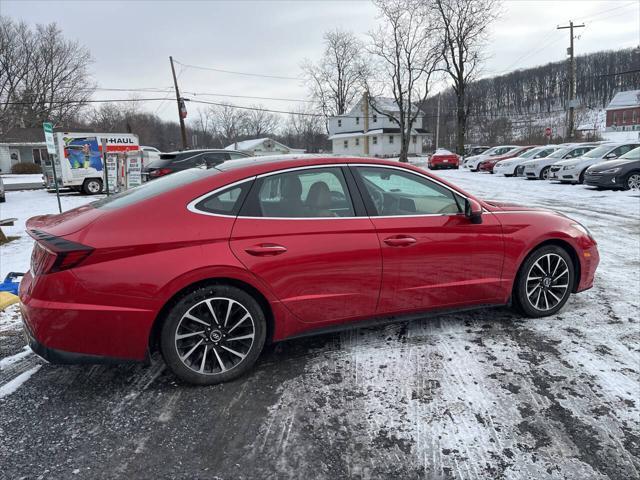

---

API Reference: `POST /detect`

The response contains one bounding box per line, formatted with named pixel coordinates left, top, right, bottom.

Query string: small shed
left=225, top=138, right=305, bottom=157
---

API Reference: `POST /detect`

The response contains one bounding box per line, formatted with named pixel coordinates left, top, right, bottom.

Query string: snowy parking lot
left=1, top=169, right=639, bottom=479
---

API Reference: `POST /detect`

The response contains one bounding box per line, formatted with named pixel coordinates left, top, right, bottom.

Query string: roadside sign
left=43, top=122, right=56, bottom=155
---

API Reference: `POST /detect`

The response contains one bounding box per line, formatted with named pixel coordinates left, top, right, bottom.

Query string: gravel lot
left=1, top=169, right=638, bottom=480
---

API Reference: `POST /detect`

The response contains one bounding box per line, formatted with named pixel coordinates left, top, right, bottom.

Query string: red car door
left=351, top=165, right=505, bottom=315
left=230, top=166, right=382, bottom=324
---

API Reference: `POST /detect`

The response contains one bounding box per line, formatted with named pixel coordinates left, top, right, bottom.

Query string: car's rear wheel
left=625, top=172, right=640, bottom=191
left=513, top=246, right=575, bottom=318
left=539, top=166, right=550, bottom=180
left=160, top=284, right=266, bottom=385
left=82, top=178, right=103, bottom=195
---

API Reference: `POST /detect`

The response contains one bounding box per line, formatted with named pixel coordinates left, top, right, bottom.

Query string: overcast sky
left=1, top=0, right=638, bottom=121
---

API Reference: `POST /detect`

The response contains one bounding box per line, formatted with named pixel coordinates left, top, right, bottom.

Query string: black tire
left=578, top=169, right=587, bottom=185
left=624, top=171, right=640, bottom=191
left=160, top=284, right=266, bottom=385
left=513, top=245, right=575, bottom=318
left=82, top=178, right=103, bottom=195
left=539, top=166, right=550, bottom=180
left=0, top=194, right=5, bottom=203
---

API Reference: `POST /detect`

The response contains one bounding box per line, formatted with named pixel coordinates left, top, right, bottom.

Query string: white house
left=327, top=96, right=429, bottom=157
left=0, top=128, right=48, bottom=173
left=224, top=138, right=305, bottom=156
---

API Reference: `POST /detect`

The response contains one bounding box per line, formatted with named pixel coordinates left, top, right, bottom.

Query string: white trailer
left=42, top=132, right=140, bottom=194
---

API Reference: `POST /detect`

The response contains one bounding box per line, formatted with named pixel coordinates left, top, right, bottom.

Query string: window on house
left=623, top=111, right=628, bottom=123
left=634, top=111, right=638, bottom=124
left=372, top=136, right=378, bottom=145
left=32, top=148, right=48, bottom=165
left=613, top=112, right=618, bottom=125
left=389, top=136, right=394, bottom=144
left=338, top=119, right=342, bottom=127
left=412, top=136, right=417, bottom=144
left=356, top=117, right=360, bottom=125
left=355, top=138, right=360, bottom=146
left=373, top=114, right=377, bottom=123
left=343, top=140, right=348, bottom=149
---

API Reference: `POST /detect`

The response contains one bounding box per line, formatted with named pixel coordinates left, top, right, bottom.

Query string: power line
left=91, top=87, right=312, bottom=103
left=173, top=59, right=301, bottom=81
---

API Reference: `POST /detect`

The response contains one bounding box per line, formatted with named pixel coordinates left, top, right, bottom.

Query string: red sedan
left=478, top=146, right=536, bottom=173
left=20, top=156, right=599, bottom=385
left=428, top=149, right=460, bottom=169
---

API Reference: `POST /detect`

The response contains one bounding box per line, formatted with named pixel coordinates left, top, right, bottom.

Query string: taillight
left=29, top=230, right=93, bottom=275
left=150, top=168, right=172, bottom=177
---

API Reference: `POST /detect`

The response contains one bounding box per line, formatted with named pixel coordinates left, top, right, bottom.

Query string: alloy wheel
left=540, top=167, right=550, bottom=180
left=174, top=297, right=255, bottom=375
left=525, top=253, right=570, bottom=312
left=628, top=173, right=640, bottom=191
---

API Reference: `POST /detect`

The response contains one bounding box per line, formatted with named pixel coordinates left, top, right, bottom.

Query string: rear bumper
left=19, top=271, right=153, bottom=363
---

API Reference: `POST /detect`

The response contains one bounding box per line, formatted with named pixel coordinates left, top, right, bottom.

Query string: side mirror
left=465, top=198, right=483, bottom=224
left=605, top=153, right=617, bottom=159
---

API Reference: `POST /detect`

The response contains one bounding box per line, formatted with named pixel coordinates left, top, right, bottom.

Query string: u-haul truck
left=43, top=132, right=140, bottom=194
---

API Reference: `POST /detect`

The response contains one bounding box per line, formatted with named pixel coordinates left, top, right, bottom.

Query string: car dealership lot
left=1, top=170, right=639, bottom=479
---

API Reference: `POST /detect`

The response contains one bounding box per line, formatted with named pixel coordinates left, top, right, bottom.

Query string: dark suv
left=143, top=149, right=249, bottom=180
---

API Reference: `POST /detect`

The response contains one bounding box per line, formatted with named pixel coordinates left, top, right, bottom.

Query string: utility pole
left=170, top=56, right=188, bottom=150
left=557, top=21, right=585, bottom=139
left=435, top=92, right=441, bottom=150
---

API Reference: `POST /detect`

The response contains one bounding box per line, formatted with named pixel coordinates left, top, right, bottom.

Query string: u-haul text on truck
left=43, top=132, right=140, bottom=194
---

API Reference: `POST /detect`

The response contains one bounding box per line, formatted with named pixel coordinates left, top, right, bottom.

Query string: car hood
left=483, top=200, right=554, bottom=213
left=551, top=158, right=582, bottom=167
left=588, top=158, right=639, bottom=171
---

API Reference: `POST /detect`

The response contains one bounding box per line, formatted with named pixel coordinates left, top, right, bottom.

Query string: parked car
left=494, top=145, right=562, bottom=177
left=522, top=144, right=596, bottom=180
left=0, top=175, right=5, bottom=202
left=584, top=146, right=640, bottom=190
left=428, top=149, right=460, bottom=169
left=463, top=145, right=519, bottom=171
left=464, top=145, right=490, bottom=157
left=143, top=149, right=250, bottom=181
left=141, top=145, right=162, bottom=165
left=548, top=143, right=640, bottom=184
left=478, top=146, right=536, bottom=173
left=20, top=155, right=599, bottom=385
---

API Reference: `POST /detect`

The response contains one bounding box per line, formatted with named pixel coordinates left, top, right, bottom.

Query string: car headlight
left=528, top=163, right=537, bottom=169
left=599, top=167, right=621, bottom=174
left=572, top=223, right=595, bottom=241
left=563, top=165, right=575, bottom=171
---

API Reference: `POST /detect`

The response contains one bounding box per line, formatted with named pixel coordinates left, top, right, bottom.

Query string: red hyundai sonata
left=20, top=156, right=599, bottom=385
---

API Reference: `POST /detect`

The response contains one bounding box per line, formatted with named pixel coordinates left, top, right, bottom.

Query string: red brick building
left=606, top=90, right=640, bottom=132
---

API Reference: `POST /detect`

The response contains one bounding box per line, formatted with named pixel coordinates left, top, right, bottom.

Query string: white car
left=494, top=145, right=561, bottom=177
left=521, top=144, right=595, bottom=180
left=463, top=145, right=519, bottom=171
left=549, top=142, right=640, bottom=184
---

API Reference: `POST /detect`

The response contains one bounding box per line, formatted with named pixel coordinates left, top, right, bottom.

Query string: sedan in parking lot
left=522, top=144, right=595, bottom=180
left=463, top=145, right=519, bottom=171
left=428, top=149, right=460, bottom=169
left=20, top=156, right=599, bottom=385
left=494, top=145, right=562, bottom=177
left=549, top=142, right=640, bottom=184
left=584, top=146, right=640, bottom=190
left=478, top=146, right=536, bottom=173
left=143, top=149, right=249, bottom=181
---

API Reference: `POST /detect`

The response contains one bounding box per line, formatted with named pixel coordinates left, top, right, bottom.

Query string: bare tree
left=302, top=29, right=369, bottom=123
left=433, top=0, right=500, bottom=154
left=282, top=105, right=326, bottom=153
left=368, top=0, right=441, bottom=162
left=242, top=105, right=281, bottom=138
left=208, top=103, right=247, bottom=146
left=0, top=17, right=94, bottom=133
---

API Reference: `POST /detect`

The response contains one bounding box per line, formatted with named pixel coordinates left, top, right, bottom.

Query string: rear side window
left=193, top=181, right=252, bottom=216
left=93, top=169, right=219, bottom=209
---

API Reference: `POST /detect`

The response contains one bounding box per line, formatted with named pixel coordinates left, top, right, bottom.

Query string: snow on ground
left=0, top=173, right=44, bottom=185
left=0, top=169, right=638, bottom=479
left=0, top=189, right=99, bottom=277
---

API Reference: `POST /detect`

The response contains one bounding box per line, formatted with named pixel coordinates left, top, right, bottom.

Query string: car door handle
left=383, top=235, right=417, bottom=247
left=244, top=244, right=288, bottom=256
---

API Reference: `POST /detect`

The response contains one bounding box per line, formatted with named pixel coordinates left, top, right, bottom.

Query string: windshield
left=518, top=147, right=542, bottom=159
left=547, top=147, right=571, bottom=159
left=479, top=147, right=498, bottom=156
left=92, top=168, right=219, bottom=209
left=491, top=146, right=514, bottom=156
left=584, top=145, right=615, bottom=158
left=620, top=146, right=640, bottom=160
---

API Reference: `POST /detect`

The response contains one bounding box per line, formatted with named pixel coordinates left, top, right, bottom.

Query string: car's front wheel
left=539, top=166, right=550, bottom=180
left=160, top=284, right=266, bottom=385
left=513, top=246, right=575, bottom=317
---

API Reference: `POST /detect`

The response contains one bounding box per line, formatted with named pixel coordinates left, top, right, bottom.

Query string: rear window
left=92, top=168, right=219, bottom=209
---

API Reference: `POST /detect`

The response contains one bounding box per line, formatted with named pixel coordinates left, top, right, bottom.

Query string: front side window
left=355, top=167, right=462, bottom=216
left=245, top=167, right=355, bottom=218
left=613, top=144, right=639, bottom=157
